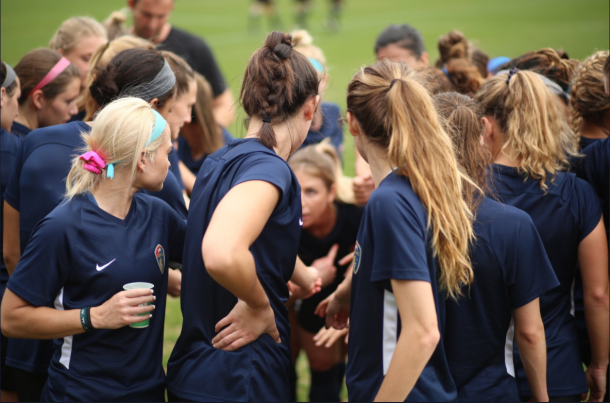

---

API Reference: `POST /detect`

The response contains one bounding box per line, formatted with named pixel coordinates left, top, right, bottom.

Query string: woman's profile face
left=1, top=76, right=21, bottom=132
left=62, top=35, right=107, bottom=92
left=295, top=169, right=335, bottom=229
left=38, top=77, right=80, bottom=127
left=167, top=78, right=197, bottom=141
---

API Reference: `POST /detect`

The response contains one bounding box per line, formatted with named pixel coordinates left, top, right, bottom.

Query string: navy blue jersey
left=167, top=138, right=301, bottom=402
left=3, top=122, right=186, bottom=374
left=578, top=137, right=609, bottom=240
left=579, top=136, right=601, bottom=151
left=10, top=122, right=31, bottom=137
left=300, top=102, right=343, bottom=157
left=490, top=164, right=602, bottom=397
left=168, top=149, right=184, bottom=190
left=177, top=127, right=232, bottom=175
left=140, top=170, right=187, bottom=219
left=6, top=194, right=185, bottom=401
left=347, top=173, right=457, bottom=402
left=0, top=129, right=22, bottom=298
left=445, top=197, right=559, bottom=402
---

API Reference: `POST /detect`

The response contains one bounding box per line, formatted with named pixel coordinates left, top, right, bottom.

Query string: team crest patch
left=155, top=245, right=165, bottom=274
left=353, top=241, right=361, bottom=275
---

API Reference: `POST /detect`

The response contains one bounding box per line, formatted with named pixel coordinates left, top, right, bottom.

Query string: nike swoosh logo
left=96, top=259, right=116, bottom=271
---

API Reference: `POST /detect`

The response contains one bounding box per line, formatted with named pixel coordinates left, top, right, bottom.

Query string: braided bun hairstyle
left=435, top=31, right=485, bottom=95
left=569, top=50, right=609, bottom=138
left=240, top=31, right=320, bottom=149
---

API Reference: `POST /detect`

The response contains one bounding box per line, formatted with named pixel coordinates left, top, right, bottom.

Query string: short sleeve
left=7, top=215, right=72, bottom=307
left=505, top=214, right=560, bottom=309
left=233, top=155, right=292, bottom=200
left=368, top=192, right=430, bottom=283
left=574, top=177, right=603, bottom=242
left=169, top=151, right=185, bottom=190
left=167, top=206, right=187, bottom=263
left=3, top=139, right=25, bottom=210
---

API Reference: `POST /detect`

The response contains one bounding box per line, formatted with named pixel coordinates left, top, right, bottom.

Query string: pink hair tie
left=27, top=57, right=72, bottom=97
left=79, top=151, right=106, bottom=175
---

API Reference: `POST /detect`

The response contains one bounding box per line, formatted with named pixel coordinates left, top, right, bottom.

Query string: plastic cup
left=123, top=282, right=154, bottom=328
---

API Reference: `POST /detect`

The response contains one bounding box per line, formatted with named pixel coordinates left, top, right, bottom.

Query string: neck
left=366, top=146, right=393, bottom=188
left=14, top=104, right=38, bottom=131
left=90, top=173, right=138, bottom=220
left=245, top=117, right=300, bottom=161
left=307, top=204, right=336, bottom=239
left=580, top=119, right=609, bottom=140
left=493, top=143, right=519, bottom=168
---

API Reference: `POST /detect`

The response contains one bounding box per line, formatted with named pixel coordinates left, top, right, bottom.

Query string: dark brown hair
left=161, top=50, right=195, bottom=97
left=604, top=54, right=610, bottom=76
left=1, top=60, right=19, bottom=97
left=183, top=73, right=224, bottom=155
left=89, top=48, right=175, bottom=111
left=420, top=67, right=454, bottom=95
left=435, top=31, right=485, bottom=95
left=14, top=48, right=80, bottom=105
left=240, top=31, right=319, bottom=149
left=499, top=48, right=579, bottom=93
left=433, top=92, right=488, bottom=212
left=374, top=24, right=426, bottom=59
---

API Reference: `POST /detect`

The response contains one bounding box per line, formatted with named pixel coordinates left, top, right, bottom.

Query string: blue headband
left=308, top=57, right=325, bottom=74
left=105, top=109, right=167, bottom=180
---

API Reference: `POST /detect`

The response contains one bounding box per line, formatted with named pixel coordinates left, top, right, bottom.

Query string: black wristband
left=80, top=307, right=93, bottom=332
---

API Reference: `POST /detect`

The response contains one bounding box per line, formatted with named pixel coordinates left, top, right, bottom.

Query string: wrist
left=335, top=283, right=350, bottom=304
left=588, top=360, right=609, bottom=370
left=244, top=294, right=270, bottom=311
left=89, top=306, right=103, bottom=329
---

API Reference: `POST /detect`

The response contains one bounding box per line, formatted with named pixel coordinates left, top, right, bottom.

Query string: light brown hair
left=184, top=73, right=225, bottom=156
left=435, top=31, right=485, bottom=95
left=49, top=17, right=107, bottom=54
left=347, top=60, right=475, bottom=300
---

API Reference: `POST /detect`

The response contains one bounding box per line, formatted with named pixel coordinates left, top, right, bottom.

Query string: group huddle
left=0, top=2, right=609, bottom=402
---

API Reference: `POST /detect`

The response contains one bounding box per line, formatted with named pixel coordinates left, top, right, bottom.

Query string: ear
left=481, top=116, right=494, bottom=138
left=1, top=87, right=5, bottom=109
left=346, top=111, right=360, bottom=138
left=31, top=90, right=45, bottom=110
left=57, top=48, right=65, bottom=56
left=149, top=98, right=159, bottom=109
left=328, top=183, right=337, bottom=204
left=303, top=95, right=320, bottom=121
left=137, top=150, right=148, bottom=172
left=419, top=51, right=429, bottom=67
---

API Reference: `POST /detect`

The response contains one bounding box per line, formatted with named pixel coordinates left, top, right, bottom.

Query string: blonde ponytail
left=348, top=60, right=475, bottom=300
left=66, top=97, right=168, bottom=200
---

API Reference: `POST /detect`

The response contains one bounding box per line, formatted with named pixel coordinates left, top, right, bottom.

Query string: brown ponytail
left=240, top=31, right=319, bottom=149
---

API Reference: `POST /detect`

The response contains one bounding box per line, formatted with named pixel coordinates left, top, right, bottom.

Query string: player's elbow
left=515, top=322, right=545, bottom=347
left=202, top=237, right=237, bottom=277
left=584, top=287, right=610, bottom=310
left=406, top=321, right=440, bottom=353
left=1, top=304, right=19, bottom=338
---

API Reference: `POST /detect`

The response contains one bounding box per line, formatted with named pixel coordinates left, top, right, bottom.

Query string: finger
left=125, top=313, right=152, bottom=324
left=326, top=244, right=339, bottom=262
left=126, top=304, right=155, bottom=315
left=127, top=295, right=156, bottom=307
left=213, top=329, right=242, bottom=350
left=314, top=299, right=328, bottom=317
left=219, top=336, right=253, bottom=352
left=345, top=333, right=349, bottom=344
left=338, top=252, right=355, bottom=266
left=122, top=288, right=154, bottom=298
left=215, top=314, right=233, bottom=333
left=268, top=326, right=281, bottom=344
left=315, top=332, right=330, bottom=347
left=212, top=324, right=237, bottom=345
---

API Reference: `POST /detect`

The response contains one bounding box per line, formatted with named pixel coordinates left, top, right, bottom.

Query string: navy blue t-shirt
left=7, top=194, right=185, bottom=401
left=0, top=128, right=22, bottom=298
left=445, top=197, right=559, bottom=402
left=10, top=121, right=31, bottom=137
left=347, top=173, right=457, bottom=402
left=579, top=136, right=601, bottom=151
left=168, top=149, right=184, bottom=190
left=300, top=102, right=343, bottom=158
left=167, top=138, right=301, bottom=402
left=490, top=164, right=603, bottom=397
left=578, top=137, right=609, bottom=240
left=177, top=127, right=233, bottom=175
left=3, top=122, right=186, bottom=374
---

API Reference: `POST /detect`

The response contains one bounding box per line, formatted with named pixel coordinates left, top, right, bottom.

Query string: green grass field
left=2, top=0, right=608, bottom=401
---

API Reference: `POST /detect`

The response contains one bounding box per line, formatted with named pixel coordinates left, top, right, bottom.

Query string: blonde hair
left=347, top=60, right=475, bottom=300
left=83, top=35, right=155, bottom=119
left=570, top=50, right=610, bottom=138
left=475, top=69, right=579, bottom=191
left=103, top=9, right=130, bottom=41
left=66, top=97, right=167, bottom=200
left=289, top=139, right=355, bottom=204
left=292, top=29, right=327, bottom=79
left=49, top=17, right=107, bottom=54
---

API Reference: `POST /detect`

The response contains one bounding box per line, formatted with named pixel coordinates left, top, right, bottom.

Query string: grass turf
left=2, top=0, right=608, bottom=401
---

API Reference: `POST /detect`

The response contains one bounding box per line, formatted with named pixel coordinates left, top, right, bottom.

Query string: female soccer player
left=434, top=92, right=557, bottom=402
left=1, top=97, right=186, bottom=402
left=166, top=31, right=320, bottom=402
left=0, top=60, right=21, bottom=403
left=477, top=68, right=609, bottom=402
left=11, top=48, right=80, bottom=136
left=288, top=141, right=360, bottom=402
left=2, top=48, right=183, bottom=401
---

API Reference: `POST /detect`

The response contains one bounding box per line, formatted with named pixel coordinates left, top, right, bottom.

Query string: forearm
left=515, top=327, right=548, bottom=401
left=2, top=299, right=84, bottom=339
left=291, top=256, right=312, bottom=289
left=206, top=248, right=269, bottom=309
left=584, top=293, right=610, bottom=368
left=334, top=269, right=352, bottom=304
left=374, top=326, right=438, bottom=401
left=3, top=201, right=21, bottom=275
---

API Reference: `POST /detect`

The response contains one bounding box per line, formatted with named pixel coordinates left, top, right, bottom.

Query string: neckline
left=81, top=194, right=137, bottom=227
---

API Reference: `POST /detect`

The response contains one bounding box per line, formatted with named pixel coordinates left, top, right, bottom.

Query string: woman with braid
left=477, top=68, right=609, bottom=402
left=166, top=32, right=321, bottom=402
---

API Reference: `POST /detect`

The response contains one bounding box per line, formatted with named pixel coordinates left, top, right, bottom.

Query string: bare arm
left=374, top=280, right=440, bottom=402
left=315, top=268, right=352, bottom=330
left=1, top=288, right=155, bottom=339
left=3, top=201, right=20, bottom=275
left=579, top=218, right=609, bottom=402
left=289, top=256, right=321, bottom=299
left=212, top=89, right=236, bottom=128
left=514, top=298, right=548, bottom=402
left=203, top=180, right=281, bottom=350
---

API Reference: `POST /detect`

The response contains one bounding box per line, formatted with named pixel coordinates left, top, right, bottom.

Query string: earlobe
left=32, top=91, right=44, bottom=110
left=149, top=98, right=159, bottom=109
left=419, top=52, right=430, bottom=67
left=347, top=112, right=360, bottom=138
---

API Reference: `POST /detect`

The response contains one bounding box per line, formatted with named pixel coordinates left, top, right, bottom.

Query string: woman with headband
left=2, top=48, right=183, bottom=401
left=1, top=97, right=186, bottom=402
left=0, top=60, right=21, bottom=403
left=477, top=68, right=609, bottom=402
left=11, top=48, right=80, bottom=136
